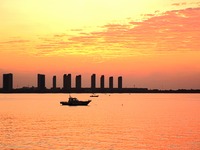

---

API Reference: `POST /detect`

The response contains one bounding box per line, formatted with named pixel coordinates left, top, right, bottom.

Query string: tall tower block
left=53, top=75, right=56, bottom=89
left=109, top=76, right=113, bottom=89
left=118, top=76, right=122, bottom=89
left=76, top=75, right=82, bottom=89
left=100, top=75, right=105, bottom=89
left=3, top=73, right=13, bottom=91
left=91, top=74, right=96, bottom=89
left=37, top=74, right=45, bottom=90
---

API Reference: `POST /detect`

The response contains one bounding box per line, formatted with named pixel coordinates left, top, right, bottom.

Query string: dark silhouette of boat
left=90, top=94, right=99, bottom=97
left=60, top=96, right=91, bottom=106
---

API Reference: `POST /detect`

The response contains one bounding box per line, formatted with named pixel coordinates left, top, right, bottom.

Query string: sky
left=0, top=0, right=200, bottom=89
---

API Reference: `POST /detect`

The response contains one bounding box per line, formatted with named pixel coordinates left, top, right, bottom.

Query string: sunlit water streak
left=0, top=94, right=200, bottom=149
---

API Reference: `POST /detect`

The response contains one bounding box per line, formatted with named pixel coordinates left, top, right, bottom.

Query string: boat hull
left=60, top=100, right=91, bottom=106
left=90, top=95, right=99, bottom=97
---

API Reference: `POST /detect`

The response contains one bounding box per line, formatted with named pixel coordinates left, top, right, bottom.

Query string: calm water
left=0, top=94, right=200, bottom=150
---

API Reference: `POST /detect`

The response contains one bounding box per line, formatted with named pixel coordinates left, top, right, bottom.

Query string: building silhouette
left=53, top=76, right=56, bottom=89
left=3, top=73, right=13, bottom=91
left=91, top=74, right=96, bottom=89
left=118, top=76, right=122, bottom=89
left=66, top=74, right=72, bottom=90
left=37, top=74, right=45, bottom=90
left=76, top=75, right=81, bottom=89
left=63, top=74, right=67, bottom=89
left=63, top=74, right=72, bottom=90
left=100, top=75, right=105, bottom=89
left=109, top=76, right=113, bottom=89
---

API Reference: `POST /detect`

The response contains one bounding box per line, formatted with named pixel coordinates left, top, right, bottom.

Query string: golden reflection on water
left=0, top=94, right=200, bottom=149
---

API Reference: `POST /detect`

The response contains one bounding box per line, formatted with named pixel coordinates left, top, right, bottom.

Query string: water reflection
left=0, top=94, right=200, bottom=149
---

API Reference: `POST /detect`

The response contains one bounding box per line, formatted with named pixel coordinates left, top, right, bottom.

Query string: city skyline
left=1, top=73, right=200, bottom=93
left=0, top=0, right=200, bottom=89
left=1, top=73, right=124, bottom=90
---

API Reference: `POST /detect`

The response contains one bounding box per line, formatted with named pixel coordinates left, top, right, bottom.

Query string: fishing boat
left=60, top=96, right=91, bottom=106
left=90, top=94, right=99, bottom=97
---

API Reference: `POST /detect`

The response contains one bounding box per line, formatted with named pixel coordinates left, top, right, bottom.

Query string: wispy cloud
left=0, top=38, right=31, bottom=54
left=0, top=39, right=30, bottom=44
left=34, top=7, right=200, bottom=61
left=172, top=2, right=187, bottom=6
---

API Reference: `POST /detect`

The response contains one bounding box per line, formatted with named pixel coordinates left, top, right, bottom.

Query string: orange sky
left=0, top=0, right=200, bottom=89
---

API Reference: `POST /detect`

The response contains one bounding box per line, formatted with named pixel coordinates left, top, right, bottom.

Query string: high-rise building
left=37, top=74, right=45, bottom=90
left=3, top=73, right=13, bottom=91
left=109, top=76, right=113, bottom=89
left=76, top=75, right=81, bottom=89
left=118, top=76, right=122, bottom=89
left=66, top=74, right=72, bottom=89
left=100, top=75, right=105, bottom=89
left=63, top=74, right=67, bottom=89
left=53, top=76, right=56, bottom=89
left=63, top=74, right=72, bottom=90
left=91, top=74, right=96, bottom=89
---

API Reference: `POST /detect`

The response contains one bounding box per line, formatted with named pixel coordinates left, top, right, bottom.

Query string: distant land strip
left=0, top=88, right=200, bottom=93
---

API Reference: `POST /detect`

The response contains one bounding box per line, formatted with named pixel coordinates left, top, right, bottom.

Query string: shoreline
left=1, top=88, right=200, bottom=94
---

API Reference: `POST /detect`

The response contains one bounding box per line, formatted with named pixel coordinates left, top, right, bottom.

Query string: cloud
left=0, top=40, right=30, bottom=44
left=0, top=38, right=32, bottom=54
left=35, top=7, right=200, bottom=60
left=172, top=2, right=187, bottom=6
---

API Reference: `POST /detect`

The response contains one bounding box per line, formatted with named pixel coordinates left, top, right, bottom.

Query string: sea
left=0, top=94, right=200, bottom=150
